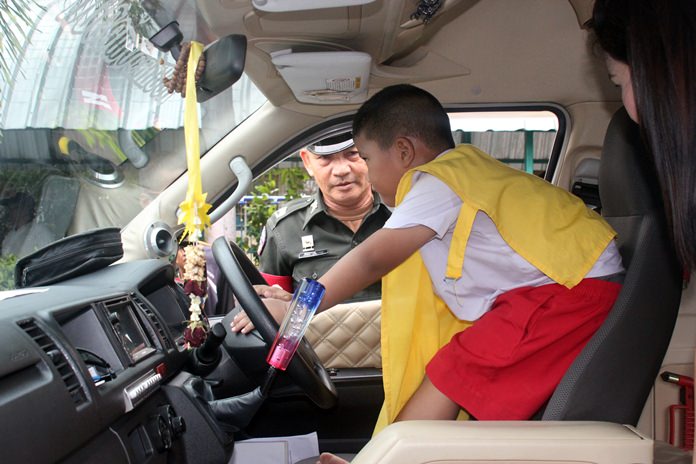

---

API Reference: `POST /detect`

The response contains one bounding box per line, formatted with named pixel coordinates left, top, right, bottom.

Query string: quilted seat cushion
left=305, top=299, right=382, bottom=369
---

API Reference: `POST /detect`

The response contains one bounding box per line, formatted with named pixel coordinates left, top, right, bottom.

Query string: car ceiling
left=194, top=0, right=620, bottom=116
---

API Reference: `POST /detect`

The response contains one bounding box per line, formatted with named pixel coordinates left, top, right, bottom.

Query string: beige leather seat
left=305, top=300, right=381, bottom=369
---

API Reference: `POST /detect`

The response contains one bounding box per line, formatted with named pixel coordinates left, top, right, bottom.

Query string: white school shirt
left=383, top=171, right=624, bottom=321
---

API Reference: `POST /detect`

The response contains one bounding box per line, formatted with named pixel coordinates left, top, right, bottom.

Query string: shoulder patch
left=267, top=196, right=313, bottom=230
left=257, top=226, right=267, bottom=256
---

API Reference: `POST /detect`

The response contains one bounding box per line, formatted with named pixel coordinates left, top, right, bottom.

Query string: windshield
left=0, top=0, right=267, bottom=289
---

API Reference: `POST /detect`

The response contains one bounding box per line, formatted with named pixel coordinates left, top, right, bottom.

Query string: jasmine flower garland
left=182, top=243, right=209, bottom=348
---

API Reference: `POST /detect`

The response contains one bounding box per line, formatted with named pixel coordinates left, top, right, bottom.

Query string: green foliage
left=276, top=166, right=309, bottom=199
left=242, top=178, right=278, bottom=253
left=236, top=166, right=309, bottom=261
left=0, top=255, right=17, bottom=291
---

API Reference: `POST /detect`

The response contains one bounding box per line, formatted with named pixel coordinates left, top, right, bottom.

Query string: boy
left=233, top=84, right=623, bottom=447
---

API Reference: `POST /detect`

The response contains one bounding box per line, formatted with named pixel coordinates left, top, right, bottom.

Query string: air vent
left=18, top=318, right=88, bottom=406
left=132, top=295, right=172, bottom=350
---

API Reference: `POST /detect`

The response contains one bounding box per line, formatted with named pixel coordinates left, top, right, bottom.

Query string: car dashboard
left=0, top=259, right=232, bottom=464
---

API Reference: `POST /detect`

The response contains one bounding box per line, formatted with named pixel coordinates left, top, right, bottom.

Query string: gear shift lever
left=188, top=322, right=226, bottom=376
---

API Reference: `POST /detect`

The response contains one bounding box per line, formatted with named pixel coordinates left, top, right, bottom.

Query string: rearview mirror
left=145, top=4, right=247, bottom=103
left=196, top=35, right=247, bottom=103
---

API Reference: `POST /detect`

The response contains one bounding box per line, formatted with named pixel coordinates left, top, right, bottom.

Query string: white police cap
left=306, top=131, right=354, bottom=156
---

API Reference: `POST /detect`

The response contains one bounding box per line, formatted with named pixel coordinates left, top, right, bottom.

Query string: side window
left=232, top=153, right=310, bottom=262
left=448, top=110, right=561, bottom=178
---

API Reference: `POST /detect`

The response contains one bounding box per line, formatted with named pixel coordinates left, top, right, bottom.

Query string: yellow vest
left=374, top=145, right=616, bottom=434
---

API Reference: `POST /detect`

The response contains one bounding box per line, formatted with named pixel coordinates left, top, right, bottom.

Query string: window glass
left=0, top=0, right=267, bottom=290
left=448, top=110, right=560, bottom=177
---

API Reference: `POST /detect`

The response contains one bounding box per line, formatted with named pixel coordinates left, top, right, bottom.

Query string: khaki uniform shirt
left=258, top=191, right=391, bottom=302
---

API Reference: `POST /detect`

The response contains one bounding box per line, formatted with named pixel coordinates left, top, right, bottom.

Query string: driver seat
left=541, top=107, right=682, bottom=423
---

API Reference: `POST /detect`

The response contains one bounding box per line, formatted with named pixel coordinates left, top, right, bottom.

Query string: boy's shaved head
left=352, top=84, right=455, bottom=152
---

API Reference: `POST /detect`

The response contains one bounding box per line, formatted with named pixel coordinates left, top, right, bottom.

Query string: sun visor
left=271, top=50, right=371, bottom=105
left=252, top=0, right=375, bottom=12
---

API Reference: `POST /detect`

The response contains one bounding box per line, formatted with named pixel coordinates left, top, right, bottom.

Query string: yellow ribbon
left=178, top=41, right=211, bottom=242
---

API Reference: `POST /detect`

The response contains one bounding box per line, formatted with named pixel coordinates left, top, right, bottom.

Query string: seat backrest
left=542, top=108, right=683, bottom=424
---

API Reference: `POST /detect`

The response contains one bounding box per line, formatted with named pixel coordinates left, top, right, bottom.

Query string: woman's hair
left=352, top=84, right=455, bottom=153
left=590, top=0, right=696, bottom=270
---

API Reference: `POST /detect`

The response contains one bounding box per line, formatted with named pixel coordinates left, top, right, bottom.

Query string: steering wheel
left=212, top=237, right=337, bottom=409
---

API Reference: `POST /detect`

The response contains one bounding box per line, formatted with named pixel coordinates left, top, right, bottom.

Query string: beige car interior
left=305, top=300, right=382, bottom=369
left=115, top=0, right=696, bottom=462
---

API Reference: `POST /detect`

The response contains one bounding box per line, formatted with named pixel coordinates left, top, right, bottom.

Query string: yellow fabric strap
left=445, top=202, right=476, bottom=279
left=178, top=42, right=211, bottom=242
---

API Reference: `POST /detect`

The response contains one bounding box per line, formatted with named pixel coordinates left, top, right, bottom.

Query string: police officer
left=258, top=131, right=391, bottom=302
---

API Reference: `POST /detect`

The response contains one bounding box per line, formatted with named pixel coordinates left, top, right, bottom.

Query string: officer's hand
left=230, top=298, right=290, bottom=334
left=254, top=284, right=293, bottom=301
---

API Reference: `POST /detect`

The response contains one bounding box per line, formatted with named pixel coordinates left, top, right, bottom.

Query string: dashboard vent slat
left=132, top=295, right=172, bottom=350
left=18, top=319, right=88, bottom=407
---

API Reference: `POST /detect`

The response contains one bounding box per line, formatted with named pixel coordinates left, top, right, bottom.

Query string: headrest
left=599, top=108, right=662, bottom=217
left=573, top=158, right=600, bottom=186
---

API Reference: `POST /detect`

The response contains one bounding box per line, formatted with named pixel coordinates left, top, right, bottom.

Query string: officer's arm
left=317, top=225, right=435, bottom=311
left=258, top=225, right=294, bottom=292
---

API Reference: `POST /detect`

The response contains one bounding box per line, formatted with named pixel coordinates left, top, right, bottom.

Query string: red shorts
left=426, top=278, right=621, bottom=420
